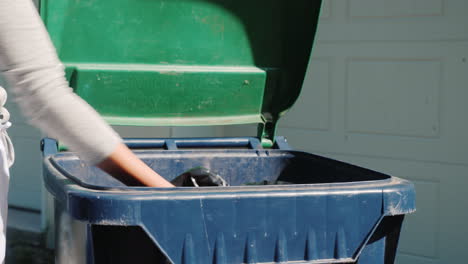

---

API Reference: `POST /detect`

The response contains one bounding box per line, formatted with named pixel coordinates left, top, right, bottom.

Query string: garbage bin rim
left=44, top=154, right=410, bottom=197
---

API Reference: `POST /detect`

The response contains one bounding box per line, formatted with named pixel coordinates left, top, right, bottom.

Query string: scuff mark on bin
left=199, top=198, right=211, bottom=253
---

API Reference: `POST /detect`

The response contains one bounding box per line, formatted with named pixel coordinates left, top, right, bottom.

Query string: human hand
left=97, top=143, right=175, bottom=187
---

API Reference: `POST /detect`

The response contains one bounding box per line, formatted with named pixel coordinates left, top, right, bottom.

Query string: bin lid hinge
left=257, top=118, right=278, bottom=148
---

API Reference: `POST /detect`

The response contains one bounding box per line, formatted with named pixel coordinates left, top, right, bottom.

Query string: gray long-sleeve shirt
left=0, top=0, right=121, bottom=164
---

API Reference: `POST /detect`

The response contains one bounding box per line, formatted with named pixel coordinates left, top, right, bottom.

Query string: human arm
left=0, top=0, right=174, bottom=187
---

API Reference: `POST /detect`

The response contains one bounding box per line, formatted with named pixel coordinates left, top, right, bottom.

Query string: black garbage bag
left=171, top=167, right=229, bottom=187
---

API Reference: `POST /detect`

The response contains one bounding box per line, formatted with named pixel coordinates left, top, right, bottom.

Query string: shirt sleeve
left=0, top=0, right=122, bottom=164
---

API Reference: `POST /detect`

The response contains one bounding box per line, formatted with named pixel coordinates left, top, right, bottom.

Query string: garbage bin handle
left=123, top=136, right=291, bottom=150
left=41, top=137, right=59, bottom=156
left=40, top=137, right=292, bottom=153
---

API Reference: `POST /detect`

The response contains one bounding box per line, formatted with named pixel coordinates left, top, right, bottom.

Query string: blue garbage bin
left=39, top=0, right=415, bottom=263
left=42, top=137, right=414, bottom=264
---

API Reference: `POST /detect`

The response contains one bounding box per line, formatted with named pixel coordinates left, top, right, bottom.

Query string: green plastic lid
left=41, top=0, right=322, bottom=145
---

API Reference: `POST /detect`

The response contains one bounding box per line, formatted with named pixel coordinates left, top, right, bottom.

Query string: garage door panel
left=283, top=58, right=332, bottom=131
left=290, top=41, right=468, bottom=166
left=345, top=58, right=441, bottom=138
left=320, top=0, right=332, bottom=20
left=398, top=180, right=439, bottom=259
left=349, top=0, right=444, bottom=18
left=318, top=0, right=467, bottom=41
left=396, top=254, right=439, bottom=264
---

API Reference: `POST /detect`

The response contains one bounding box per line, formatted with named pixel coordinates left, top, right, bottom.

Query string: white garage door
left=275, top=0, right=468, bottom=263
